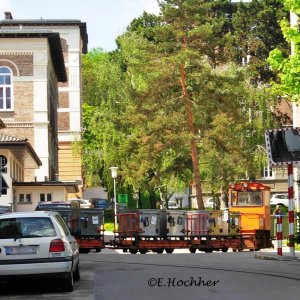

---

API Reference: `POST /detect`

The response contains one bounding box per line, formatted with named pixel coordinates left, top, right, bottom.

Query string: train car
left=112, top=210, right=193, bottom=254
left=36, top=205, right=105, bottom=253
left=73, top=208, right=105, bottom=253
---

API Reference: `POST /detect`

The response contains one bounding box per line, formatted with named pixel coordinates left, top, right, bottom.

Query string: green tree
left=268, top=1, right=300, bottom=103
left=80, top=49, right=131, bottom=194
left=80, top=1, right=281, bottom=209
left=116, top=0, right=272, bottom=208
left=229, top=0, right=288, bottom=84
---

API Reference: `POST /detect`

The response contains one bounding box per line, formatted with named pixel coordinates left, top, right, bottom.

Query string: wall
left=0, top=149, right=24, bottom=209
left=0, top=38, right=58, bottom=181
left=15, top=185, right=68, bottom=212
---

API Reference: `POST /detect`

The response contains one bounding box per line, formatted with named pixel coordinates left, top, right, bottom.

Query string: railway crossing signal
left=265, top=128, right=298, bottom=258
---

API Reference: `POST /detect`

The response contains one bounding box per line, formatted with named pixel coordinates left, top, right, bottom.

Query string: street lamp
left=110, top=167, right=118, bottom=229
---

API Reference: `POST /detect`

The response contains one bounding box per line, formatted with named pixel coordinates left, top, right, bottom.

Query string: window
left=40, top=193, right=52, bottom=202
left=261, top=165, right=273, bottom=178
left=19, top=194, right=31, bottom=203
left=233, top=191, right=263, bottom=207
left=0, top=67, right=13, bottom=110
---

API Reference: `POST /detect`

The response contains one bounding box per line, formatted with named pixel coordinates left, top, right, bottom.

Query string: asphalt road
left=0, top=249, right=299, bottom=300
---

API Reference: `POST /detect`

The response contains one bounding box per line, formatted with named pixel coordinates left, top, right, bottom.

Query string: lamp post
left=110, top=167, right=118, bottom=229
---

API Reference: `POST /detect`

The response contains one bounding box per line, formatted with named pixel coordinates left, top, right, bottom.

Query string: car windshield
left=96, top=199, right=106, bottom=204
left=0, top=217, right=56, bottom=239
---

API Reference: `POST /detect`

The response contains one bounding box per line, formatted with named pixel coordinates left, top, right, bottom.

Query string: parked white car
left=69, top=199, right=94, bottom=208
left=205, top=198, right=214, bottom=208
left=270, top=194, right=289, bottom=207
left=168, top=201, right=180, bottom=209
left=0, top=211, right=80, bottom=292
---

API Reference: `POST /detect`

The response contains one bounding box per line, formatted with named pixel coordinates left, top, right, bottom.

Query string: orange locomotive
left=228, top=181, right=272, bottom=251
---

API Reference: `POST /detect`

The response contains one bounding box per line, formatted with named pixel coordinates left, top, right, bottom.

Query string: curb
left=254, top=254, right=300, bottom=261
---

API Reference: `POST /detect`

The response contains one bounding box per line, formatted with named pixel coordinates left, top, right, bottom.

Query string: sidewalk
left=254, top=246, right=300, bottom=261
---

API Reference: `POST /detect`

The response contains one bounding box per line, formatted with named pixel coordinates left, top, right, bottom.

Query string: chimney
left=4, top=12, right=13, bottom=20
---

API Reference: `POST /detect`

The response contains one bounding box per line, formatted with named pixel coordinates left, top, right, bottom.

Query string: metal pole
left=288, top=163, right=295, bottom=258
left=114, top=177, right=117, bottom=230
left=276, top=214, right=283, bottom=256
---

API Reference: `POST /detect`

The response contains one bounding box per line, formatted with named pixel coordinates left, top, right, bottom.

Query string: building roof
left=13, top=181, right=79, bottom=193
left=0, top=134, right=42, bottom=169
left=0, top=29, right=67, bottom=82
left=0, top=18, right=88, bottom=53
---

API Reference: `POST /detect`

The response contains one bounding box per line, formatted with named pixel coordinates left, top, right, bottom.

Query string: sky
left=0, top=0, right=160, bottom=51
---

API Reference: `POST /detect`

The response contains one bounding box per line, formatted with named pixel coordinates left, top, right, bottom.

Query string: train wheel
left=139, top=249, right=147, bottom=254
left=221, top=248, right=228, bottom=252
left=189, top=248, right=196, bottom=253
left=205, top=249, right=213, bottom=253
left=129, top=249, right=138, bottom=254
left=156, top=248, right=164, bottom=254
left=165, top=248, right=174, bottom=254
left=123, top=249, right=128, bottom=253
left=79, top=248, right=90, bottom=254
left=232, top=249, right=237, bottom=252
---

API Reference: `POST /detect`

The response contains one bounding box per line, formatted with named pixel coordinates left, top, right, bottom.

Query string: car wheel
left=74, top=263, right=80, bottom=281
left=62, top=271, right=74, bottom=292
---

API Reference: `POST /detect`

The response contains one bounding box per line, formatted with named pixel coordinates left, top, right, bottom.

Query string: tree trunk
left=180, top=63, right=204, bottom=210
left=138, top=191, right=143, bottom=209
left=149, top=190, right=156, bottom=209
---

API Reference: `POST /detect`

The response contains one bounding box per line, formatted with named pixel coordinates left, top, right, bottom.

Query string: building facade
left=0, top=134, right=41, bottom=209
left=0, top=13, right=81, bottom=211
left=0, top=29, right=66, bottom=182
left=0, top=13, right=88, bottom=198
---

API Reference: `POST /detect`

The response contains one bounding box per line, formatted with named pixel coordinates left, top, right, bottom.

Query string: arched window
left=0, top=66, right=13, bottom=110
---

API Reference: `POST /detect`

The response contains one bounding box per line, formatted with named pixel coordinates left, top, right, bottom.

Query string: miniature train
left=41, top=181, right=273, bottom=254
left=110, top=181, right=273, bottom=253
